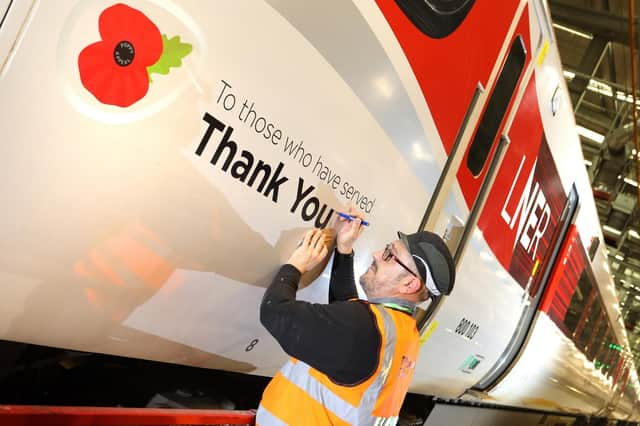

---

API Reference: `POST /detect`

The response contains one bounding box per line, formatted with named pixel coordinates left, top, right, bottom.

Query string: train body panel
left=0, top=0, right=440, bottom=375
left=476, top=1, right=635, bottom=415
left=0, top=0, right=638, bottom=420
left=488, top=314, right=611, bottom=414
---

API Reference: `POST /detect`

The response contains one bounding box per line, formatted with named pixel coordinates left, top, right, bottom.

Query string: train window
left=583, top=306, right=604, bottom=358
left=601, top=353, right=612, bottom=375
left=573, top=293, right=595, bottom=346
left=595, top=330, right=611, bottom=372
left=587, top=236, right=600, bottom=261
left=563, top=269, right=594, bottom=333
left=578, top=302, right=601, bottom=349
left=393, top=0, right=475, bottom=39
left=609, top=356, right=621, bottom=379
left=587, top=314, right=607, bottom=360
left=423, top=0, right=473, bottom=14
left=593, top=327, right=610, bottom=363
left=467, top=35, right=526, bottom=176
left=604, top=342, right=621, bottom=378
left=602, top=337, right=617, bottom=374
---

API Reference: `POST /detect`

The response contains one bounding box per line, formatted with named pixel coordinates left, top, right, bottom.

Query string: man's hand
left=287, top=229, right=330, bottom=274
left=336, top=206, right=366, bottom=254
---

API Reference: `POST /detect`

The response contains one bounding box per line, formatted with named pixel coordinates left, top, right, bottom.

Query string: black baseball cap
left=398, top=230, right=455, bottom=296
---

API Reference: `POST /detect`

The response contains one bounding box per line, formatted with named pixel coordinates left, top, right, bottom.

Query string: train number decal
left=245, top=338, right=259, bottom=352
left=455, top=318, right=480, bottom=340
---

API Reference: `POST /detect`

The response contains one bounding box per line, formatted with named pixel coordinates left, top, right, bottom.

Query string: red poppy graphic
left=78, top=3, right=162, bottom=107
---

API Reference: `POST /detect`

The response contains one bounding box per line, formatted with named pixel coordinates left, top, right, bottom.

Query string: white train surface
left=0, top=0, right=638, bottom=422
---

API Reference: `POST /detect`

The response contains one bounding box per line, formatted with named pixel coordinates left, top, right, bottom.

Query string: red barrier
left=0, top=405, right=256, bottom=425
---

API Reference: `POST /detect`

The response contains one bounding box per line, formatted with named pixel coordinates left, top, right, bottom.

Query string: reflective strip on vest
left=258, top=304, right=399, bottom=425
left=278, top=360, right=359, bottom=424
left=362, top=305, right=397, bottom=426
left=255, top=405, right=289, bottom=426
left=373, top=416, right=399, bottom=426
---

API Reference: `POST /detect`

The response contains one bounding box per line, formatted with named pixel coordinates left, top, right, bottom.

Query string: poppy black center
left=114, top=41, right=135, bottom=67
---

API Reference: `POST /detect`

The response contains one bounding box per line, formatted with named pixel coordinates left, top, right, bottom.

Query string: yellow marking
left=531, top=258, right=541, bottom=277
left=537, top=41, right=550, bottom=66
left=522, top=397, right=564, bottom=410
left=420, top=321, right=439, bottom=345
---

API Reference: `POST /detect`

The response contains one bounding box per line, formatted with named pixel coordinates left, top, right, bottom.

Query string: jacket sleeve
left=329, top=250, right=359, bottom=303
left=260, top=264, right=379, bottom=385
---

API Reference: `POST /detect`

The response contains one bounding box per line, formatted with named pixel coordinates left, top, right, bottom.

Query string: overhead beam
left=565, top=67, right=634, bottom=96
left=570, top=36, right=609, bottom=110
left=549, top=0, right=640, bottom=47
left=574, top=101, right=615, bottom=126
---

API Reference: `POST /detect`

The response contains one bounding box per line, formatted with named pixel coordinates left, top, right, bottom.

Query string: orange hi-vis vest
left=256, top=302, right=420, bottom=426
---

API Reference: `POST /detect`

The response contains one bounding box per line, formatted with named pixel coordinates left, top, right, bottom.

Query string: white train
left=0, top=0, right=638, bottom=423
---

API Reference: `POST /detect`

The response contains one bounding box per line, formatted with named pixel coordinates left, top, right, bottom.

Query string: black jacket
left=259, top=250, right=381, bottom=385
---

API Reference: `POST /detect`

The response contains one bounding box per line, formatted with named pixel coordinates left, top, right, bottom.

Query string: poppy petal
left=78, top=41, right=111, bottom=74
left=79, top=42, right=119, bottom=102
left=118, top=67, right=150, bottom=107
left=98, top=67, right=149, bottom=107
left=82, top=67, right=118, bottom=102
left=98, top=3, right=162, bottom=67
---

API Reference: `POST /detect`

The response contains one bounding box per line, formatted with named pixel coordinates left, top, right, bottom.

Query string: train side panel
left=0, top=0, right=444, bottom=375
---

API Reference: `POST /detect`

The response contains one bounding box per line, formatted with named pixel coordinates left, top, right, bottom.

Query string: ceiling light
left=624, top=177, right=638, bottom=187
left=587, top=80, right=613, bottom=97
left=577, top=125, right=605, bottom=143
left=552, top=23, right=594, bottom=40
left=563, top=70, right=576, bottom=80
left=615, top=91, right=640, bottom=107
left=585, top=159, right=593, bottom=167
left=603, top=225, right=622, bottom=236
left=616, top=92, right=632, bottom=103
left=629, top=229, right=640, bottom=239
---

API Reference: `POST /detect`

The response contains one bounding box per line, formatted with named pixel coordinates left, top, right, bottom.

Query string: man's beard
left=359, top=259, right=378, bottom=296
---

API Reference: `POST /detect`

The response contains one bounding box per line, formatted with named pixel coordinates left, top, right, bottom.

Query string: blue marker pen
left=338, top=212, right=370, bottom=227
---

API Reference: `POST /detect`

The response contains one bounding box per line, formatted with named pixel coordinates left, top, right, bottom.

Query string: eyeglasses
left=382, top=244, right=420, bottom=280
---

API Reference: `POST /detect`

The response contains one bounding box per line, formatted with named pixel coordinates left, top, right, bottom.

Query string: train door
left=416, top=32, right=531, bottom=327
left=374, top=0, right=535, bottom=328
left=472, top=185, right=579, bottom=390
left=425, top=0, right=554, bottom=336
left=377, top=0, right=582, bottom=398
left=422, top=0, right=556, bottom=266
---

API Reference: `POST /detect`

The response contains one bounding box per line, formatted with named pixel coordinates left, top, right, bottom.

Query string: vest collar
left=368, top=297, right=416, bottom=316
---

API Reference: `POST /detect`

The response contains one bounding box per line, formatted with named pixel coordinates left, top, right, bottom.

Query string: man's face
left=359, top=240, right=417, bottom=298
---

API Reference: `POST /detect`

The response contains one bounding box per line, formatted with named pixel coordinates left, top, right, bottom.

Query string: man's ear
left=399, top=276, right=422, bottom=295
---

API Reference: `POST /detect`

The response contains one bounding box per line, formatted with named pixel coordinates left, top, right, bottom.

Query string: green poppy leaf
left=147, top=34, right=192, bottom=82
